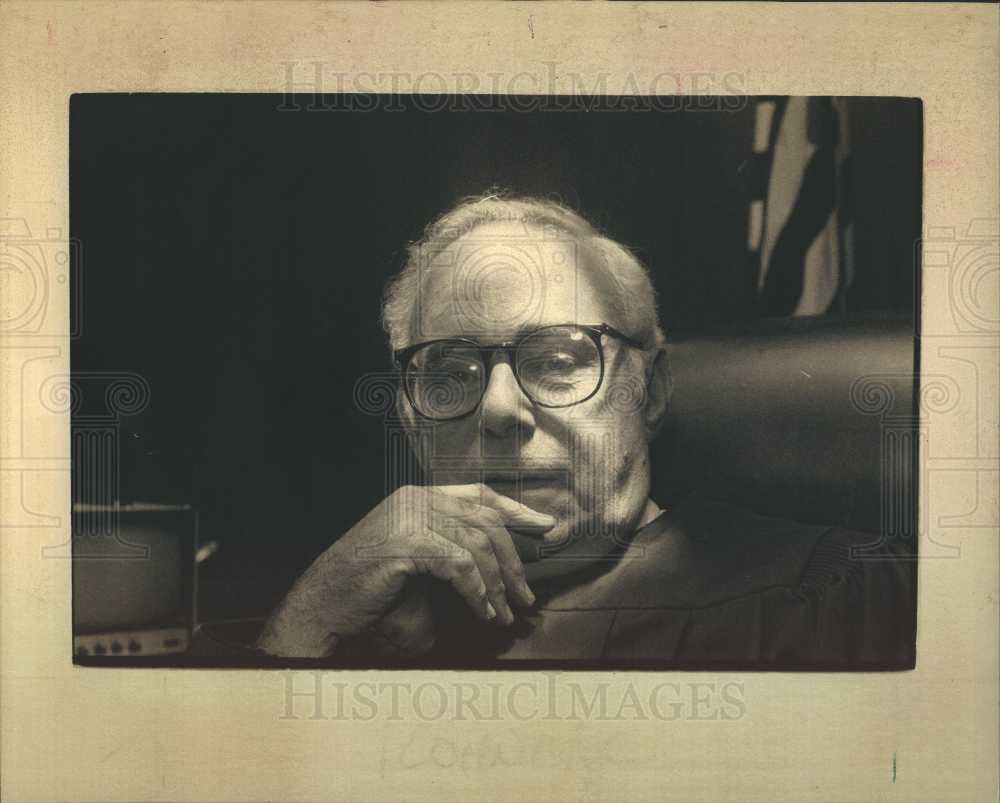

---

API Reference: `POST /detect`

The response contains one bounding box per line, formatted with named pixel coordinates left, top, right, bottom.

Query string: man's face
left=402, top=220, right=655, bottom=579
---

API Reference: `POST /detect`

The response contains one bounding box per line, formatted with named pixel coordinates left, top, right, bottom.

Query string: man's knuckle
left=453, top=496, right=478, bottom=515
left=452, top=552, right=476, bottom=574
left=481, top=507, right=504, bottom=527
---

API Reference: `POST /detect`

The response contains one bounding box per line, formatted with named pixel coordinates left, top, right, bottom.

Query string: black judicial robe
left=195, top=494, right=917, bottom=670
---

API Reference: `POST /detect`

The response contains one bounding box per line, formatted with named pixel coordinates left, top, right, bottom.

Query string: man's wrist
left=256, top=607, right=341, bottom=658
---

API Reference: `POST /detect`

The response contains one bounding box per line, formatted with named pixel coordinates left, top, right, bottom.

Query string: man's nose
left=479, top=358, right=535, bottom=439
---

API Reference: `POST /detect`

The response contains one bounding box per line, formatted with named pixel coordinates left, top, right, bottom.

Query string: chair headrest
left=654, top=313, right=916, bottom=534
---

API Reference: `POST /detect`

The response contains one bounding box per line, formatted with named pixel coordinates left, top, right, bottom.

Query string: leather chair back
left=654, top=314, right=917, bottom=534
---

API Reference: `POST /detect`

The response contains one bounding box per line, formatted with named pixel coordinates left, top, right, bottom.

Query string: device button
left=76, top=646, right=89, bottom=656
left=110, top=642, right=123, bottom=654
left=128, top=640, right=141, bottom=653
left=93, top=643, right=107, bottom=655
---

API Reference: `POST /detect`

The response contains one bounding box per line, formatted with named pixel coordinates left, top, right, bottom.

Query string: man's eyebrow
left=461, top=326, right=554, bottom=344
left=504, top=322, right=586, bottom=338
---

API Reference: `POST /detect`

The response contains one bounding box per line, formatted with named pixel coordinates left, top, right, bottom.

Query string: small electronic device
left=72, top=503, right=197, bottom=660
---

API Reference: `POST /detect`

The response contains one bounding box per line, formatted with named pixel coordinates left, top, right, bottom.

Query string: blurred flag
left=747, top=97, right=854, bottom=317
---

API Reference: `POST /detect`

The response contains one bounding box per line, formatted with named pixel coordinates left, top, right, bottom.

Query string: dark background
left=70, top=94, right=921, bottom=618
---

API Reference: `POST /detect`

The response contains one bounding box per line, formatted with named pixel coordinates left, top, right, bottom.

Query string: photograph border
left=1, top=3, right=997, bottom=801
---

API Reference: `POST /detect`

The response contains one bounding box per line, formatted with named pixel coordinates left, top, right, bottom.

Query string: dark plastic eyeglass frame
left=394, top=323, right=646, bottom=421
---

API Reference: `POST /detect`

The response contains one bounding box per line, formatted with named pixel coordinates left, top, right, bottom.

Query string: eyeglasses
left=394, top=323, right=645, bottom=421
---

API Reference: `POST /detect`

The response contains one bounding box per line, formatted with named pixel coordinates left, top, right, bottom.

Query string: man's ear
left=395, top=384, right=417, bottom=443
left=643, top=347, right=672, bottom=439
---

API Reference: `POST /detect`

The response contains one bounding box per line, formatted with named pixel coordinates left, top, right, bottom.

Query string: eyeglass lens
left=405, top=325, right=602, bottom=419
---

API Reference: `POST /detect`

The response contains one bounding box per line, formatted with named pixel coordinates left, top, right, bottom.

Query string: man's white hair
left=382, top=191, right=667, bottom=354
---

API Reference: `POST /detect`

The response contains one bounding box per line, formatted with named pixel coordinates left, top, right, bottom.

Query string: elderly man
left=252, top=193, right=915, bottom=668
